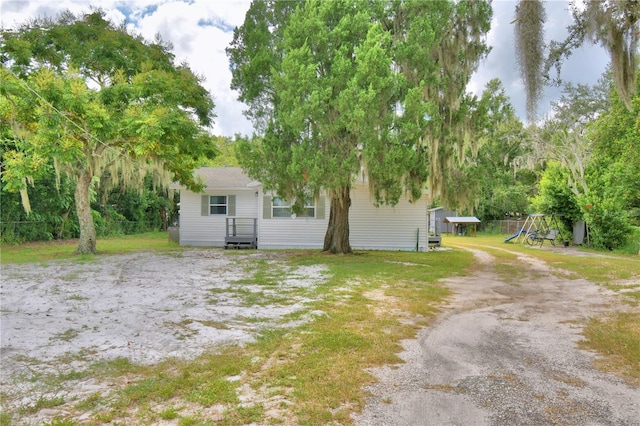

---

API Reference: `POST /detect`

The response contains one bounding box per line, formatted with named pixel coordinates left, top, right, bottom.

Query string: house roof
left=428, top=207, right=455, bottom=213
left=170, top=167, right=255, bottom=190
left=444, top=216, right=481, bottom=224
left=196, top=167, right=254, bottom=189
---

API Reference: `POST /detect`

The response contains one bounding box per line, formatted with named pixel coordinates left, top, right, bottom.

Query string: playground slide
left=504, top=229, right=523, bottom=243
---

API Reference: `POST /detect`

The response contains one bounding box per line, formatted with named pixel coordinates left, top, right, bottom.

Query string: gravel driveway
left=354, top=246, right=640, bottom=425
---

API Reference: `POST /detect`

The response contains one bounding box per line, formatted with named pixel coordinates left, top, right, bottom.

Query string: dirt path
left=354, top=246, right=640, bottom=425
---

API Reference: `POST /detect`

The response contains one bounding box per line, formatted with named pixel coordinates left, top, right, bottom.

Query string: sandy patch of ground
left=353, top=246, right=640, bottom=425
left=0, top=249, right=328, bottom=421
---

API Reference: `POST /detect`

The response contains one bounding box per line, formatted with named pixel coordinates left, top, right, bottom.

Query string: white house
left=171, top=167, right=432, bottom=251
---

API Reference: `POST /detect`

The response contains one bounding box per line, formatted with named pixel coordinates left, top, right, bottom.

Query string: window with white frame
left=209, top=195, right=227, bottom=215
left=272, top=197, right=315, bottom=218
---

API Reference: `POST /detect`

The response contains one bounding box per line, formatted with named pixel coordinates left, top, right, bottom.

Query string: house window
left=301, top=200, right=315, bottom=218
left=272, top=197, right=315, bottom=218
left=210, top=195, right=227, bottom=215
left=272, top=197, right=292, bottom=217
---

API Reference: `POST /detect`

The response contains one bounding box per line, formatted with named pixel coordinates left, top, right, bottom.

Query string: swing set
left=504, top=213, right=566, bottom=247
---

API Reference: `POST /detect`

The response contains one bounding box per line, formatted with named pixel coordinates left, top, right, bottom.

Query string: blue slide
left=504, top=228, right=524, bottom=243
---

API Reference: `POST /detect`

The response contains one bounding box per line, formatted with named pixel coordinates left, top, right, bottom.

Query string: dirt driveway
left=354, top=246, right=640, bottom=425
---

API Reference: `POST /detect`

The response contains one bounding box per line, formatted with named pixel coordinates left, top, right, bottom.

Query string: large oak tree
left=1, top=11, right=217, bottom=253
left=228, top=0, right=491, bottom=253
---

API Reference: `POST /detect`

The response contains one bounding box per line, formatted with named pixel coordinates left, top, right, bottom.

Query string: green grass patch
left=0, top=411, right=12, bottom=426
left=19, top=396, right=66, bottom=415
left=623, top=291, right=640, bottom=302
left=50, top=328, right=80, bottom=343
left=43, top=418, right=79, bottom=426
left=67, top=350, right=253, bottom=423
left=0, top=231, right=179, bottom=264
left=157, top=406, right=179, bottom=420
left=580, top=312, right=640, bottom=384
left=234, top=258, right=289, bottom=287
left=615, top=226, right=640, bottom=255
left=446, top=234, right=640, bottom=285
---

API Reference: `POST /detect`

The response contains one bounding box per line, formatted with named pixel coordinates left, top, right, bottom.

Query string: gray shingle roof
left=193, top=167, right=254, bottom=189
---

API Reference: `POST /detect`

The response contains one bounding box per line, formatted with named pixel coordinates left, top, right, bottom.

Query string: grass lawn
left=0, top=231, right=179, bottom=264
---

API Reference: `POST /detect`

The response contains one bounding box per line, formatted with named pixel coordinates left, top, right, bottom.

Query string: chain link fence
left=479, top=219, right=528, bottom=235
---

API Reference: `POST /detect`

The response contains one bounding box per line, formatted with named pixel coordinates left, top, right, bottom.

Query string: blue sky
left=1, top=0, right=609, bottom=137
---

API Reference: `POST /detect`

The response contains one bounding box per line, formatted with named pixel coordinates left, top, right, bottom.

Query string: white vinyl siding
left=258, top=194, right=328, bottom=249
left=178, top=183, right=426, bottom=250
left=181, top=191, right=255, bottom=246
left=348, top=185, right=428, bottom=251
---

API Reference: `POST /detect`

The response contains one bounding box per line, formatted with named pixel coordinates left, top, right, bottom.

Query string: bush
left=0, top=221, right=52, bottom=244
left=616, top=226, right=640, bottom=255
left=584, top=200, right=631, bottom=251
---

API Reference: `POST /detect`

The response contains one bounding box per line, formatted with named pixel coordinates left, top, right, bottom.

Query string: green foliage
left=206, top=135, right=242, bottom=167
left=1, top=167, right=170, bottom=243
left=228, top=0, right=492, bottom=252
left=0, top=165, right=78, bottom=243
left=582, top=196, right=631, bottom=251
left=530, top=162, right=581, bottom=229
left=619, top=226, right=640, bottom=255
left=589, top=76, right=640, bottom=215
left=473, top=79, right=533, bottom=220
left=577, top=71, right=640, bottom=250
left=527, top=71, right=639, bottom=251
left=531, top=163, right=578, bottom=218
left=531, top=78, right=610, bottom=199
left=1, top=10, right=217, bottom=253
left=477, top=183, right=530, bottom=220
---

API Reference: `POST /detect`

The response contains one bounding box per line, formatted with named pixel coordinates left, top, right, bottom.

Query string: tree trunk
left=323, top=184, right=352, bottom=254
left=74, top=170, right=98, bottom=254
left=56, top=209, right=70, bottom=239
left=160, top=207, right=168, bottom=231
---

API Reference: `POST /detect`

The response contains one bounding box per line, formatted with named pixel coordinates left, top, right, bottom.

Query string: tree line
left=1, top=1, right=638, bottom=254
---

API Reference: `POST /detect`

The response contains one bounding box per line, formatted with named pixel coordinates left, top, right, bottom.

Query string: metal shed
left=428, top=207, right=457, bottom=235
left=444, top=217, right=481, bottom=236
